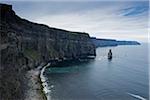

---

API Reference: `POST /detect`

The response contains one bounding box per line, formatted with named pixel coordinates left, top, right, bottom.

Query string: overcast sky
left=2, top=0, right=149, bottom=42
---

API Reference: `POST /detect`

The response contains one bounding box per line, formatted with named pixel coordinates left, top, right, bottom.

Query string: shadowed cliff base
left=0, top=3, right=96, bottom=100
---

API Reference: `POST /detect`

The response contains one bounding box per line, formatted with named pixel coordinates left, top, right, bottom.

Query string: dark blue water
left=45, top=43, right=149, bottom=100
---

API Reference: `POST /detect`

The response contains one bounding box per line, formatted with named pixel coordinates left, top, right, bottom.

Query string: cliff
left=116, top=40, right=140, bottom=45
left=91, top=37, right=140, bottom=47
left=91, top=37, right=118, bottom=47
left=0, top=4, right=96, bottom=100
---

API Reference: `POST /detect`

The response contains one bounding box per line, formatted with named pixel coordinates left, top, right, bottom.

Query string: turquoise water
left=45, top=43, right=149, bottom=100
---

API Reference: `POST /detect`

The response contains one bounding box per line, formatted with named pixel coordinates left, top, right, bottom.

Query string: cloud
left=31, top=2, right=148, bottom=42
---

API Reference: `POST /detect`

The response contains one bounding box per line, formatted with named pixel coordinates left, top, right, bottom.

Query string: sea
left=44, top=43, right=149, bottom=100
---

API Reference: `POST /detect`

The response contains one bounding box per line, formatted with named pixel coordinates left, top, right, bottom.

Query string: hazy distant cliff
left=91, top=37, right=140, bottom=47
left=91, top=37, right=118, bottom=47
left=0, top=4, right=95, bottom=100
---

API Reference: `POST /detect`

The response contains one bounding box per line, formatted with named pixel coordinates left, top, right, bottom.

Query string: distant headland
left=91, top=37, right=140, bottom=48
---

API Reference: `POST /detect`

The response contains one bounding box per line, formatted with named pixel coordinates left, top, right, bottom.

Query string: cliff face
left=0, top=4, right=96, bottom=100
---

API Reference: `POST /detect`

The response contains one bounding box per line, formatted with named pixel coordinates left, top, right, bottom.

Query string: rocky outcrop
left=0, top=4, right=96, bottom=100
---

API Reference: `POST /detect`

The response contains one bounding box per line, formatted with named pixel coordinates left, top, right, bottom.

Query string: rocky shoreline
left=25, top=64, right=48, bottom=100
left=40, top=63, right=51, bottom=100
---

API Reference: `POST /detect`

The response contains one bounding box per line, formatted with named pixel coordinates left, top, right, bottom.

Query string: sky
left=1, top=0, right=149, bottom=42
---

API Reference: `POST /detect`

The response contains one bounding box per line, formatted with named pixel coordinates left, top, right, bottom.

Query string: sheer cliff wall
left=0, top=4, right=96, bottom=100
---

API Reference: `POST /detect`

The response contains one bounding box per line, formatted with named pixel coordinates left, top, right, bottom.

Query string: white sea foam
left=127, top=93, right=147, bottom=100
left=40, top=63, right=51, bottom=100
